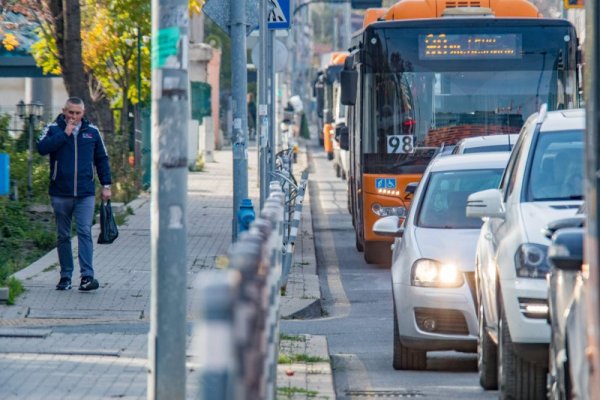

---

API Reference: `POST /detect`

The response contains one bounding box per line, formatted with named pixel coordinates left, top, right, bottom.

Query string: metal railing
left=193, top=185, right=286, bottom=400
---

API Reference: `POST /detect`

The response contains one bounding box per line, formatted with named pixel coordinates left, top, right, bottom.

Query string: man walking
left=37, top=97, right=112, bottom=291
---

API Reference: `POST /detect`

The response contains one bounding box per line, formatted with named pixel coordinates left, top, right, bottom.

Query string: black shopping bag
left=98, top=200, right=119, bottom=244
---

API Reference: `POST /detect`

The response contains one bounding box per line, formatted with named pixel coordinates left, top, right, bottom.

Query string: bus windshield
left=360, top=21, right=579, bottom=173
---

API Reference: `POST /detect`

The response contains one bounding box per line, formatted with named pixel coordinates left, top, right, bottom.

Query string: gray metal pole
left=259, top=0, right=269, bottom=209
left=232, top=0, right=249, bottom=241
left=343, top=2, right=351, bottom=50
left=148, top=1, right=188, bottom=399
left=585, top=0, right=600, bottom=394
left=268, top=31, right=276, bottom=178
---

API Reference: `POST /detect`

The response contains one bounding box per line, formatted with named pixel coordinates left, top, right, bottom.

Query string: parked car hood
left=414, top=228, right=481, bottom=272
left=520, top=202, right=582, bottom=244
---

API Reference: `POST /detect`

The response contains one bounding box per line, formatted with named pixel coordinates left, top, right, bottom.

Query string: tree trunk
left=48, top=0, right=114, bottom=136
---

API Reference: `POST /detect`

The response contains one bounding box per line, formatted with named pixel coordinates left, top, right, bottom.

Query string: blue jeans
left=51, top=196, right=95, bottom=279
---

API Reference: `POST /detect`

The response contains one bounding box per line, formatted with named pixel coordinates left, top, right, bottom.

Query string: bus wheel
left=355, top=231, right=364, bottom=252
left=364, top=241, right=392, bottom=266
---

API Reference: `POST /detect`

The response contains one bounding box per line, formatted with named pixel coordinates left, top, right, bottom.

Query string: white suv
left=466, top=107, right=584, bottom=399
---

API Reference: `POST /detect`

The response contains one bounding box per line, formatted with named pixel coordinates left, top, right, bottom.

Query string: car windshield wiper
left=533, top=195, right=584, bottom=201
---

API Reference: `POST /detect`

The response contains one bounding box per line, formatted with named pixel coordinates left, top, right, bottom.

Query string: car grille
left=414, top=307, right=469, bottom=335
left=464, top=272, right=477, bottom=305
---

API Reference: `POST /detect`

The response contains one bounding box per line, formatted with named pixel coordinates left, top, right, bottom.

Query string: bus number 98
left=387, top=135, right=415, bottom=154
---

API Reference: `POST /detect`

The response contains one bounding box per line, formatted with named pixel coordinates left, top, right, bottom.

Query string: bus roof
left=332, top=53, right=348, bottom=65
left=384, top=0, right=541, bottom=20
left=363, top=8, right=387, bottom=27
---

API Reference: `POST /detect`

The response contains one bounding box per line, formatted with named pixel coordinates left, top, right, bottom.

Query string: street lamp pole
left=135, top=26, right=142, bottom=167
left=27, top=113, right=34, bottom=199
left=17, top=100, right=44, bottom=200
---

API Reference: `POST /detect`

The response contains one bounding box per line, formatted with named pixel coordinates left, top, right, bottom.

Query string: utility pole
left=231, top=0, right=249, bottom=240
left=148, top=0, right=188, bottom=399
left=259, top=0, right=269, bottom=209
left=585, top=0, right=600, bottom=395
left=267, top=27, right=276, bottom=182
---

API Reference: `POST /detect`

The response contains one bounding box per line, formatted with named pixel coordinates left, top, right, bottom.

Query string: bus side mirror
left=316, top=85, right=324, bottom=118
left=324, top=109, right=334, bottom=124
left=339, top=125, right=349, bottom=150
left=341, top=70, right=357, bottom=106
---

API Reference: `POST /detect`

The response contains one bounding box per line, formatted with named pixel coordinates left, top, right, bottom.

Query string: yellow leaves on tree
left=189, top=0, right=205, bottom=15
left=2, top=33, right=19, bottom=51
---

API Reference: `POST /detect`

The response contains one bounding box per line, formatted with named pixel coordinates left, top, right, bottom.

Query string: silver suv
left=466, top=107, right=584, bottom=399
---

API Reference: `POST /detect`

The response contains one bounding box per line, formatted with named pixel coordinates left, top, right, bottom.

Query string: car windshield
left=528, top=130, right=584, bottom=201
left=417, top=168, right=504, bottom=229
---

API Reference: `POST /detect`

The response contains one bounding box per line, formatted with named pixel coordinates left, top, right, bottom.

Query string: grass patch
left=277, top=386, right=318, bottom=398
left=6, top=277, right=24, bottom=305
left=278, top=353, right=328, bottom=364
left=0, top=200, right=57, bottom=279
left=280, top=334, right=305, bottom=342
left=114, top=206, right=134, bottom=226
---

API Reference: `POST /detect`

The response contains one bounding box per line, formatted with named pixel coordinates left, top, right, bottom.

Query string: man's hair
left=65, top=97, right=85, bottom=108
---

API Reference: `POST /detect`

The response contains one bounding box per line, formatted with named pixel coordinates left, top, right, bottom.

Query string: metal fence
left=193, top=184, right=288, bottom=400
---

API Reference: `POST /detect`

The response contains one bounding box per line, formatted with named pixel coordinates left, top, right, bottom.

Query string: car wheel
left=478, top=302, right=498, bottom=390
left=393, top=303, right=426, bottom=370
left=498, top=307, right=547, bottom=399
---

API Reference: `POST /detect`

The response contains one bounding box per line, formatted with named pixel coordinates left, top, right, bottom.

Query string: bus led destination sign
left=419, top=33, right=522, bottom=60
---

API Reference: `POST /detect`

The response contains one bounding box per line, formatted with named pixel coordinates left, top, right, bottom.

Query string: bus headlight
left=411, top=259, right=464, bottom=288
left=371, top=203, right=406, bottom=217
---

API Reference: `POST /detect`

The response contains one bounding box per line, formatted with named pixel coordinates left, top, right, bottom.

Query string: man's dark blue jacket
left=37, top=114, right=112, bottom=197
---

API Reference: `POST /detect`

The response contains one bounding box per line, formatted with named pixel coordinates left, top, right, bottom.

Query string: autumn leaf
left=190, top=0, right=205, bottom=15
left=2, top=33, right=19, bottom=51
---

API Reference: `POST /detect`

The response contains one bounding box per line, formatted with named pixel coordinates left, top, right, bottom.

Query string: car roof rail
left=536, top=103, right=548, bottom=124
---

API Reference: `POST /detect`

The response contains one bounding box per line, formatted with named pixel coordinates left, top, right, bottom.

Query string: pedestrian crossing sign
left=564, top=0, right=583, bottom=8
left=268, top=0, right=290, bottom=30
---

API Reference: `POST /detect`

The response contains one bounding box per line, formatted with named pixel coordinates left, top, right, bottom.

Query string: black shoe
left=79, top=276, right=99, bottom=291
left=56, top=277, right=72, bottom=290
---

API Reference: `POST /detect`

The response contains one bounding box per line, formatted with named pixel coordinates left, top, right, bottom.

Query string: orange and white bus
left=340, top=0, right=581, bottom=264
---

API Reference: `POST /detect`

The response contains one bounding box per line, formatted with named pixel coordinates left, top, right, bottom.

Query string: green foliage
left=277, top=353, right=328, bottom=364
left=189, top=153, right=205, bottom=172
left=6, top=277, right=24, bottom=305
left=276, top=387, right=318, bottom=398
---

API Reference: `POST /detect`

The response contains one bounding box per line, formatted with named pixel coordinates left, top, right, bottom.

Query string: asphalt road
left=281, top=145, right=498, bottom=400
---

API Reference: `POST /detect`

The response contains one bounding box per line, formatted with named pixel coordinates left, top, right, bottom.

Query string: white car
left=466, top=107, right=584, bottom=398
left=374, top=152, right=509, bottom=370
left=452, top=134, right=519, bottom=154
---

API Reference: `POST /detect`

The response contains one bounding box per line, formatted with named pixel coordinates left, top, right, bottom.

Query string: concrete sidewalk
left=0, top=144, right=333, bottom=399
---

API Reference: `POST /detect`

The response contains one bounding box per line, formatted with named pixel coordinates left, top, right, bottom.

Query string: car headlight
left=515, top=243, right=550, bottom=279
left=371, top=203, right=406, bottom=217
left=411, top=259, right=464, bottom=288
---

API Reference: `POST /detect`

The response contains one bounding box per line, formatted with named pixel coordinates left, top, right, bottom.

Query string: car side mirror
left=373, top=215, right=405, bottom=238
left=466, top=189, right=505, bottom=219
left=543, top=216, right=585, bottom=239
left=548, top=228, right=584, bottom=272
left=405, top=182, right=419, bottom=194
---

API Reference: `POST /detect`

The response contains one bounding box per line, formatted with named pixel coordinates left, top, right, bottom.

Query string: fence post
left=194, top=270, right=241, bottom=400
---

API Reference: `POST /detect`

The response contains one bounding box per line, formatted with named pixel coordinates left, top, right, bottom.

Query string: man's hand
left=65, top=118, right=77, bottom=136
left=101, top=187, right=112, bottom=201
